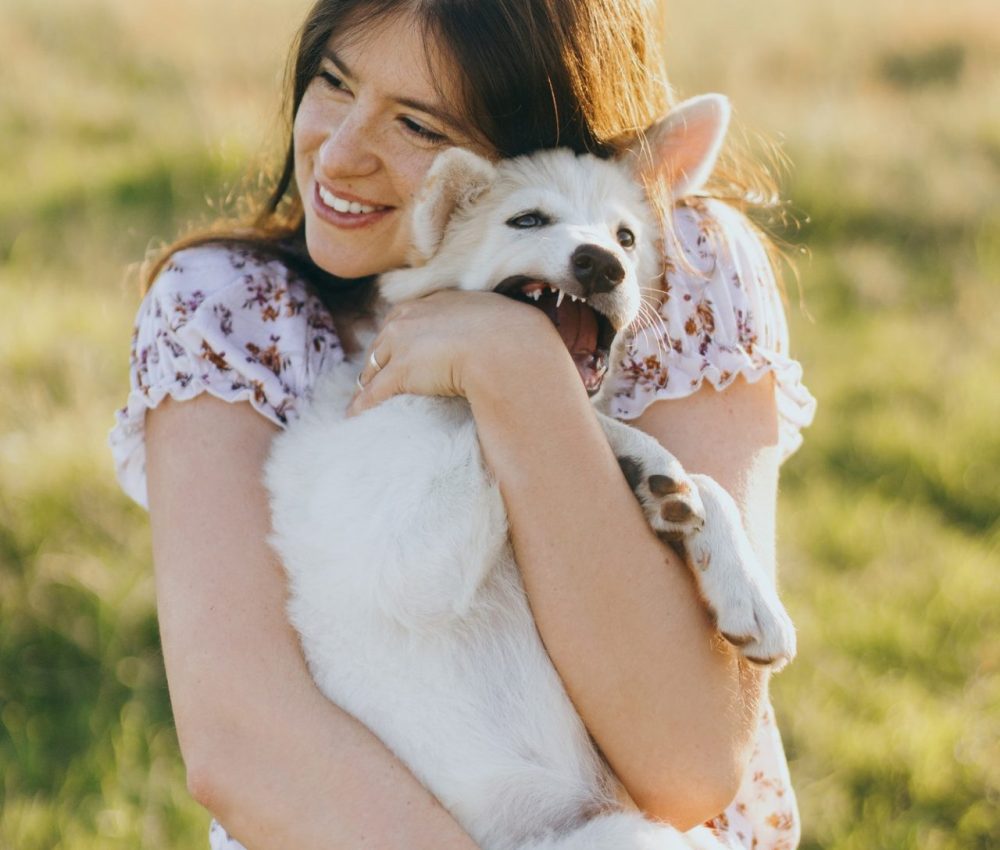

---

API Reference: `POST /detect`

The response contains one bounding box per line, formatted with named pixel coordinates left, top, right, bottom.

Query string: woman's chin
left=305, top=240, right=397, bottom=281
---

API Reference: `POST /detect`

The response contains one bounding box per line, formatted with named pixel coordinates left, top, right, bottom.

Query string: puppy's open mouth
left=494, top=276, right=616, bottom=394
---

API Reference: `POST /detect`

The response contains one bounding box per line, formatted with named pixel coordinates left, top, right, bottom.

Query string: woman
left=109, top=1, right=816, bottom=848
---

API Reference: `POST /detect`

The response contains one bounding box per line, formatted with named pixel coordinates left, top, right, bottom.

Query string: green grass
left=1, top=0, right=998, bottom=847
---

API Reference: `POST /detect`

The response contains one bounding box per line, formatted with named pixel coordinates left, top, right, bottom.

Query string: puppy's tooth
left=556, top=289, right=565, bottom=307
left=548, top=285, right=558, bottom=294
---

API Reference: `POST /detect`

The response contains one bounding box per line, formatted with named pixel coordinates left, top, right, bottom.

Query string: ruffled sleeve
left=108, top=245, right=344, bottom=509
left=605, top=199, right=816, bottom=462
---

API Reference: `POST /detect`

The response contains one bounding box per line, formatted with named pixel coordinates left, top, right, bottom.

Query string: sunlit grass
left=1, top=0, right=998, bottom=847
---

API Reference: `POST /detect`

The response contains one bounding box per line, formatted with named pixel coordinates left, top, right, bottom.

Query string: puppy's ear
left=622, top=94, right=730, bottom=198
left=409, top=148, right=497, bottom=263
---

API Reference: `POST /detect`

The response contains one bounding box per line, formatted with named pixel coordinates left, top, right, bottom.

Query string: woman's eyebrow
left=322, top=48, right=463, bottom=132
left=323, top=49, right=353, bottom=79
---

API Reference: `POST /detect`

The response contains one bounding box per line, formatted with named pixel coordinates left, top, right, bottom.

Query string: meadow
left=1, top=0, right=997, bottom=847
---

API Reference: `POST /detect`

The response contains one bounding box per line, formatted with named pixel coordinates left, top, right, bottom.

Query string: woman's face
left=294, top=14, right=479, bottom=279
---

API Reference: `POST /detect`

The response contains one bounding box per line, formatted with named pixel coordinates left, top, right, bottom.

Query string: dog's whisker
left=639, top=318, right=669, bottom=360
left=632, top=301, right=671, bottom=361
left=636, top=299, right=661, bottom=327
left=644, top=305, right=671, bottom=354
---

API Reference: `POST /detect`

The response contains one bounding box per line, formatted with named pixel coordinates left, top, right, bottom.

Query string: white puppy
left=265, top=95, right=795, bottom=850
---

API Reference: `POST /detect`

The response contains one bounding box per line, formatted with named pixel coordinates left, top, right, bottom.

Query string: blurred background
left=1, top=0, right=997, bottom=847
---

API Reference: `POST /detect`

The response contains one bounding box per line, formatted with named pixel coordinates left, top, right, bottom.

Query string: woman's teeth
left=318, top=185, right=384, bottom=215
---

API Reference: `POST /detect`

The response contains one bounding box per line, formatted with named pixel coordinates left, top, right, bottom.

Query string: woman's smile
left=293, top=12, right=477, bottom=279
left=312, top=182, right=395, bottom=230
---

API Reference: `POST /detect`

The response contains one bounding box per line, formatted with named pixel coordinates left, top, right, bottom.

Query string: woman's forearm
left=148, top=396, right=480, bottom=850
left=465, top=349, right=766, bottom=829
left=184, top=669, right=482, bottom=850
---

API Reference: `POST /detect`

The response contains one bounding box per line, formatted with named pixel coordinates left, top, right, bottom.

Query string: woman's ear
left=624, top=94, right=731, bottom=198
left=409, top=148, right=497, bottom=263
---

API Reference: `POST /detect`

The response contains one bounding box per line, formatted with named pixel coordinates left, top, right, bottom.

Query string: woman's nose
left=317, top=108, right=381, bottom=178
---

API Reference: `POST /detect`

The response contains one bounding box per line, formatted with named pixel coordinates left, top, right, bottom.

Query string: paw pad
left=648, top=474, right=688, bottom=497
left=660, top=499, right=695, bottom=522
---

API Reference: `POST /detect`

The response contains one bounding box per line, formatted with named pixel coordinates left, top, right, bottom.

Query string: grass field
left=1, top=0, right=998, bottom=847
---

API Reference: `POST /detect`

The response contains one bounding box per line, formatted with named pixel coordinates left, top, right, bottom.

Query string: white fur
left=381, top=146, right=656, bottom=334
left=265, top=95, right=794, bottom=850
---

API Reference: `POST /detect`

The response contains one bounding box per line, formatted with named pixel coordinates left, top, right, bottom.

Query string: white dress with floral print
left=109, top=200, right=815, bottom=850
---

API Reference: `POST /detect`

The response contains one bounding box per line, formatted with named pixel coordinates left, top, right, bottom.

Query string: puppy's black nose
left=571, top=245, right=625, bottom=295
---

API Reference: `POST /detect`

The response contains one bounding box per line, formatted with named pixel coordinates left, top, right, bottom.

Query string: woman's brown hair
left=145, top=0, right=783, bottom=315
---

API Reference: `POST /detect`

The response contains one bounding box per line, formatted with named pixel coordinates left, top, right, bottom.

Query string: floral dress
left=109, top=199, right=816, bottom=850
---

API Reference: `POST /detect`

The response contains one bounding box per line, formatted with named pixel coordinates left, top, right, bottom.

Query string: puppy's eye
left=617, top=228, right=636, bottom=249
left=507, top=211, right=549, bottom=229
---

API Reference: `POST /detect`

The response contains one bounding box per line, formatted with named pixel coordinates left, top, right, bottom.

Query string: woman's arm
left=463, top=332, right=776, bottom=830
left=146, top=395, right=481, bottom=850
left=350, top=289, right=778, bottom=830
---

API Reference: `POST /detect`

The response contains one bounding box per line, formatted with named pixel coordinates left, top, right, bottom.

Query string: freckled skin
left=293, top=13, right=481, bottom=280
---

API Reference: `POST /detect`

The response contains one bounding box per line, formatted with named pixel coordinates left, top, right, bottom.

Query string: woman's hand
left=347, top=288, right=560, bottom=416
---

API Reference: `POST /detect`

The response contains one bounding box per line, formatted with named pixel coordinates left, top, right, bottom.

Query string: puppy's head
left=379, top=94, right=730, bottom=393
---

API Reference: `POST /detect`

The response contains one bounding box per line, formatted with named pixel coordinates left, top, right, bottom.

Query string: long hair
left=144, top=0, right=784, bottom=315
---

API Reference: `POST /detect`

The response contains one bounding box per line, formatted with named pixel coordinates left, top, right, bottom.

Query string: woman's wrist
left=460, top=306, right=581, bottom=411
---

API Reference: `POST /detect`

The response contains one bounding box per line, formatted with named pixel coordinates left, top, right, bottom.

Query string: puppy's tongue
left=531, top=286, right=604, bottom=391
left=556, top=299, right=599, bottom=354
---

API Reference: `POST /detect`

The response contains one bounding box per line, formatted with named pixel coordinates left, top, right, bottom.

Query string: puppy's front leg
left=595, top=413, right=707, bottom=541
left=681, top=474, right=796, bottom=668
left=595, top=413, right=796, bottom=670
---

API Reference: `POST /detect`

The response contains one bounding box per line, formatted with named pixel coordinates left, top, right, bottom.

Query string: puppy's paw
left=647, top=472, right=707, bottom=541
left=721, top=583, right=797, bottom=671
left=687, top=534, right=797, bottom=671
left=619, top=455, right=706, bottom=542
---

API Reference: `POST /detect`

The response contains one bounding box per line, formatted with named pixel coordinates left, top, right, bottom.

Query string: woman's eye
left=400, top=117, right=447, bottom=144
left=507, top=212, right=549, bottom=229
left=617, top=227, right=636, bottom=248
left=318, top=70, right=348, bottom=93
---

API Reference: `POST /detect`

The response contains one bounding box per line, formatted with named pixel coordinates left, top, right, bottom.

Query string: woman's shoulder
left=608, top=197, right=817, bottom=462
left=146, top=243, right=323, bottom=327
left=110, top=242, right=346, bottom=509
left=666, top=197, right=771, bottom=280
left=141, top=242, right=344, bottom=376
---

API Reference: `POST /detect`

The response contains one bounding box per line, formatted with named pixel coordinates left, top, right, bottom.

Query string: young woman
left=109, top=1, right=816, bottom=848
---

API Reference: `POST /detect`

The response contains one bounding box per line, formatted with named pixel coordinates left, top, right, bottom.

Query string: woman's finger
left=356, top=340, right=391, bottom=389
left=347, top=360, right=398, bottom=417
